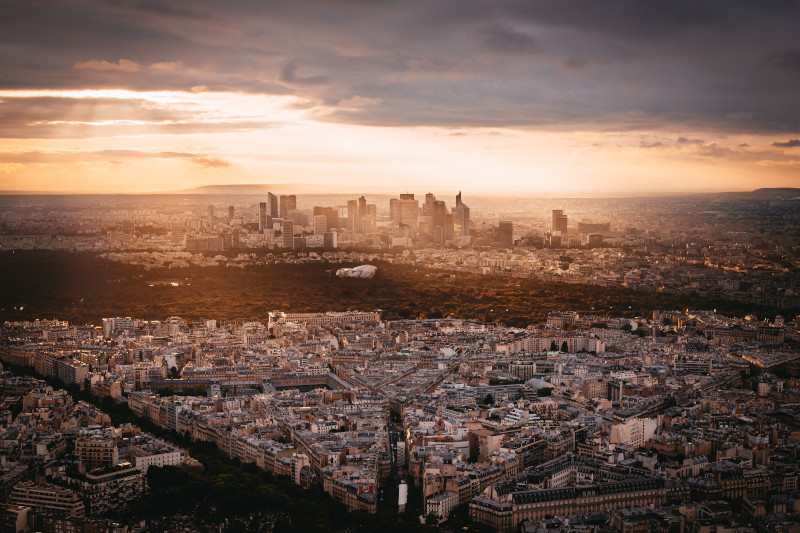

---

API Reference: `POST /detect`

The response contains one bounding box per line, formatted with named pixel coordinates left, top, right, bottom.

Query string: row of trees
left=2, top=250, right=792, bottom=326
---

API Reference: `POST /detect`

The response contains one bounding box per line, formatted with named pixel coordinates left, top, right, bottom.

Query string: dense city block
left=1, top=305, right=799, bottom=531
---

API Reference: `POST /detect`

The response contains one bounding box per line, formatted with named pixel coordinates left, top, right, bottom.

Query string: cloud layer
left=1, top=0, right=799, bottom=132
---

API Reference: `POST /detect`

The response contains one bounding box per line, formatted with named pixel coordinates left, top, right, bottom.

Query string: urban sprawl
left=1, top=308, right=800, bottom=532
left=0, top=189, right=799, bottom=532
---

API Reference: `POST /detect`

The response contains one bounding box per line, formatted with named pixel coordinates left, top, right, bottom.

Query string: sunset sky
left=1, top=1, right=799, bottom=195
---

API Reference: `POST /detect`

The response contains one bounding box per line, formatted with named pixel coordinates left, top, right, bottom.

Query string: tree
left=561, top=341, right=568, bottom=352
left=537, top=387, right=553, bottom=397
left=482, top=393, right=495, bottom=405
left=550, top=340, right=557, bottom=351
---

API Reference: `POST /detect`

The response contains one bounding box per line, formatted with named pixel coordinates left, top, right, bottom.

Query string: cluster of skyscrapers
left=251, top=190, right=471, bottom=249
left=256, top=193, right=300, bottom=248
left=389, top=191, right=471, bottom=246
left=258, top=193, right=297, bottom=232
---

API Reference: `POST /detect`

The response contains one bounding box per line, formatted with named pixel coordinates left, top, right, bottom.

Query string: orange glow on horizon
left=0, top=89, right=798, bottom=196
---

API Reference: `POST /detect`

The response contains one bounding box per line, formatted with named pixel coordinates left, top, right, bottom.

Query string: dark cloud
left=773, top=139, right=800, bottom=147
left=480, top=22, right=537, bottom=53
left=677, top=137, right=705, bottom=145
left=2, top=0, right=800, bottom=132
left=279, top=61, right=329, bottom=86
left=561, top=57, right=588, bottom=70
left=766, top=50, right=800, bottom=71
left=0, top=96, right=277, bottom=139
left=640, top=141, right=663, bottom=149
left=503, top=1, right=800, bottom=40
left=104, top=0, right=214, bottom=20
left=0, top=149, right=229, bottom=168
left=685, top=143, right=800, bottom=165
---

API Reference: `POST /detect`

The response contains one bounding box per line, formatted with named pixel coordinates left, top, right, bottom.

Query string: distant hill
left=1, top=185, right=797, bottom=199
left=162, top=183, right=337, bottom=195
left=719, top=188, right=800, bottom=200
left=164, top=185, right=800, bottom=200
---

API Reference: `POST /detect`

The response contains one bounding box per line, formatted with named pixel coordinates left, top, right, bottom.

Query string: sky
left=1, top=0, right=799, bottom=195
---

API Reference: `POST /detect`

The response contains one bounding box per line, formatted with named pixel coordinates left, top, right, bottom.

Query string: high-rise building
left=358, top=196, right=367, bottom=220
left=443, top=213, right=454, bottom=242
left=432, top=200, right=447, bottom=244
left=313, top=215, right=328, bottom=235
left=279, top=195, right=297, bottom=218
left=552, top=209, right=568, bottom=235
left=347, top=200, right=359, bottom=229
left=423, top=192, right=436, bottom=216
left=323, top=231, right=338, bottom=248
left=419, top=192, right=454, bottom=244
left=364, top=204, right=377, bottom=232
left=454, top=191, right=470, bottom=236
left=281, top=220, right=294, bottom=248
left=499, top=221, right=514, bottom=248
left=267, top=193, right=279, bottom=218
left=228, top=205, right=235, bottom=222
left=313, top=206, right=339, bottom=230
left=258, top=202, right=270, bottom=232
left=391, top=194, right=419, bottom=229
left=287, top=209, right=307, bottom=226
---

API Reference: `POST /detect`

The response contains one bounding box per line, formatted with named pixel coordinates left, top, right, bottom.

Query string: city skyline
left=2, top=1, right=800, bottom=194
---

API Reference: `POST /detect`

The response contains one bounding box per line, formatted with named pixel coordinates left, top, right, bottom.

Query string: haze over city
left=2, top=1, right=800, bottom=195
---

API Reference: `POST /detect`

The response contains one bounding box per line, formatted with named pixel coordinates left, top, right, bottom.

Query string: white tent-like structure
left=335, top=264, right=377, bottom=278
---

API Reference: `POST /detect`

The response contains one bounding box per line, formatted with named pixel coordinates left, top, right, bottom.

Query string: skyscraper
left=281, top=220, right=294, bottom=248
left=552, top=209, right=568, bottom=235
left=358, top=196, right=367, bottom=231
left=313, top=215, right=327, bottom=235
left=358, top=196, right=367, bottom=218
left=417, top=192, right=455, bottom=244
left=279, top=195, right=297, bottom=218
left=454, top=191, right=470, bottom=236
left=267, top=193, right=279, bottom=218
left=423, top=192, right=436, bottom=216
left=499, top=221, right=514, bottom=248
left=347, top=199, right=359, bottom=229
left=432, top=200, right=447, bottom=244
left=364, top=204, right=377, bottom=232
left=313, top=206, right=339, bottom=230
left=258, top=202, right=269, bottom=232
left=391, top=194, right=419, bottom=229
left=323, top=231, right=338, bottom=248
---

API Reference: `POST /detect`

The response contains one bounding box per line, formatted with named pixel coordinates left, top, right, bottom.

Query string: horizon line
left=0, top=185, right=789, bottom=200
